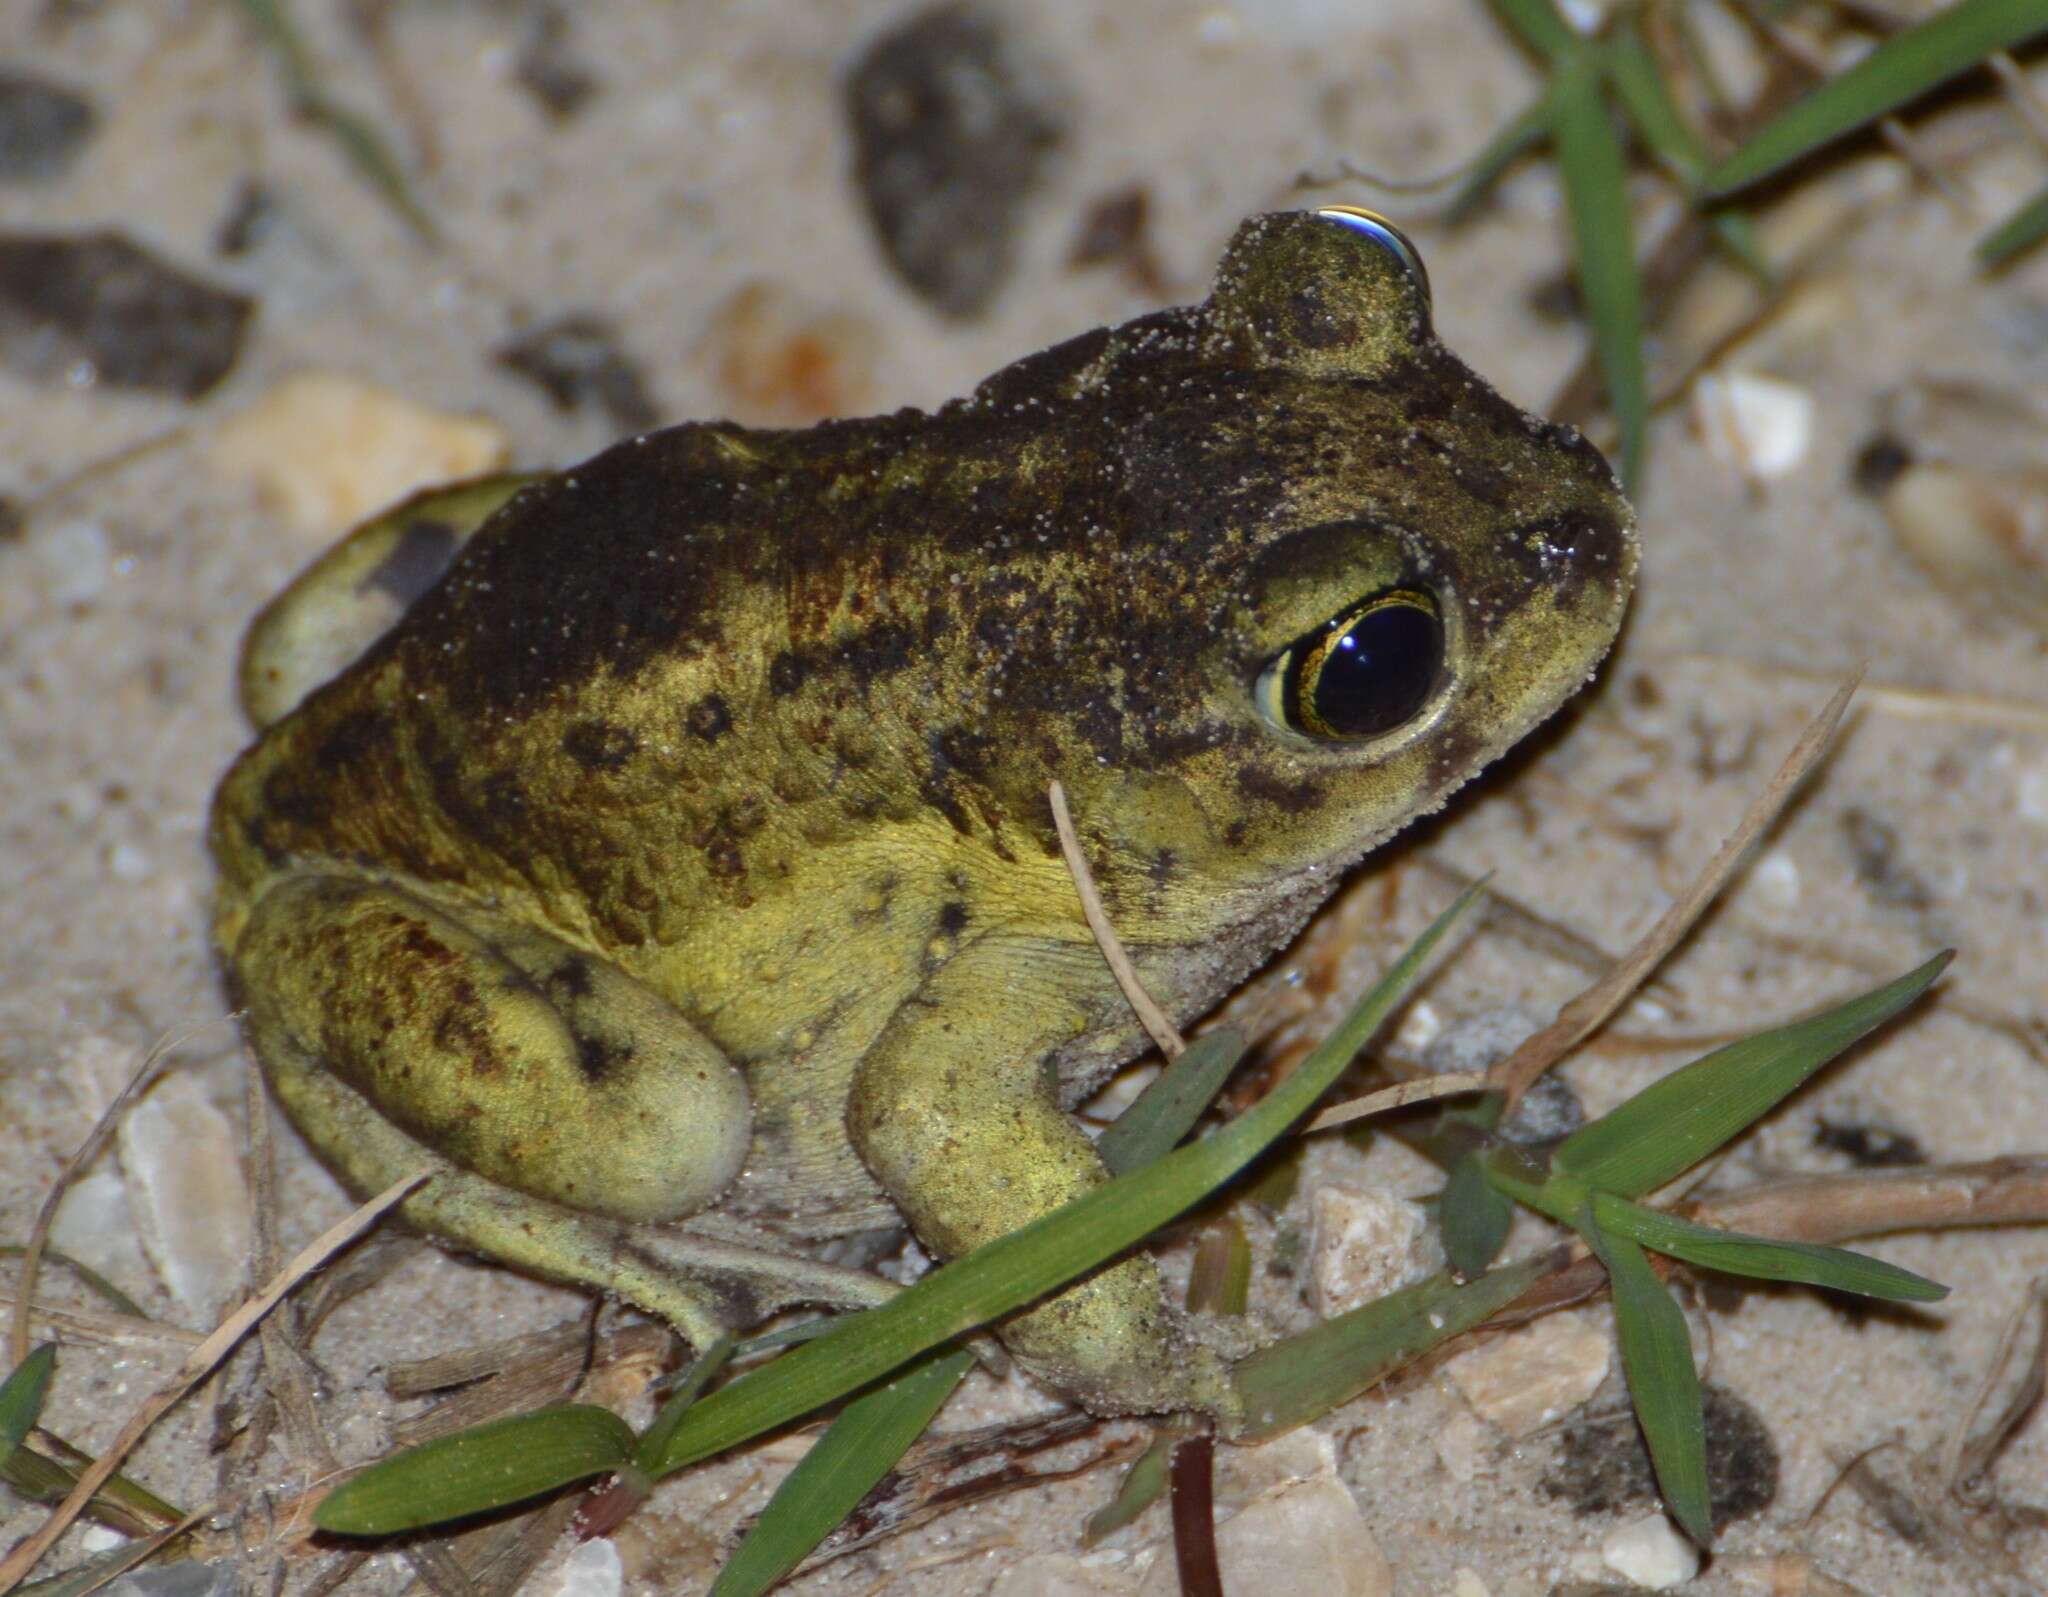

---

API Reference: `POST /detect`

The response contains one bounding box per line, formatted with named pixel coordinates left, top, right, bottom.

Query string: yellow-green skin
left=211, top=212, right=1635, bottom=1426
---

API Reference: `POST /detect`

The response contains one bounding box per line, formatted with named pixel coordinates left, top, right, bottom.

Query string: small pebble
left=0, top=232, right=251, bottom=396
left=542, top=1539, right=621, bottom=1597
left=1601, top=1512, right=1700, bottom=1589
left=1693, top=369, right=1814, bottom=483
left=207, top=372, right=509, bottom=538
left=119, top=1071, right=253, bottom=1322
left=1307, top=1183, right=1428, bottom=1317
left=1137, top=1477, right=1391, bottom=1597
left=844, top=3, right=1064, bottom=317
left=1433, top=1406, right=1489, bottom=1482
left=1880, top=460, right=2048, bottom=630
left=0, top=69, right=96, bottom=183
left=1448, top=1310, right=1609, bottom=1438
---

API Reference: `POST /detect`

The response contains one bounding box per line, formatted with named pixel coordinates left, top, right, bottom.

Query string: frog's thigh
left=238, top=474, right=533, bottom=729
left=847, top=947, right=1237, bottom=1422
left=232, top=874, right=750, bottom=1225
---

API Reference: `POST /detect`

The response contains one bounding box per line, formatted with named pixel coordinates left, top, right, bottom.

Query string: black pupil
left=1311, top=603, right=1440, bottom=737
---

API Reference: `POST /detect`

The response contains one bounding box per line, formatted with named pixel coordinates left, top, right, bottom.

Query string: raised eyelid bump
left=1314, top=205, right=1432, bottom=308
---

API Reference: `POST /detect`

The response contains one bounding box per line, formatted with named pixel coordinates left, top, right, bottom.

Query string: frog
left=210, top=207, right=1635, bottom=1427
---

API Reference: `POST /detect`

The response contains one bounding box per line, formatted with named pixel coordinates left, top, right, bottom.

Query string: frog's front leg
left=848, top=943, right=1242, bottom=1425
left=229, top=873, right=769, bottom=1344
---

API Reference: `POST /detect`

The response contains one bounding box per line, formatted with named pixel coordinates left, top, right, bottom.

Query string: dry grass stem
left=13, top=1300, right=205, bottom=1350
left=11, top=1035, right=180, bottom=1368
left=1488, top=676, right=1861, bottom=1108
left=1688, top=1157, right=2048, bottom=1241
left=1655, top=653, right=2048, bottom=732
left=1940, top=1276, right=2047, bottom=1496
left=1050, top=780, right=1184, bottom=1057
left=0, top=1174, right=424, bottom=1593
left=1304, top=1072, right=1489, bottom=1133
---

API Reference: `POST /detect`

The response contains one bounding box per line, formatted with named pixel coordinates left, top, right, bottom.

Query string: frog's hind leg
left=238, top=474, right=536, bottom=730
left=227, top=872, right=791, bottom=1345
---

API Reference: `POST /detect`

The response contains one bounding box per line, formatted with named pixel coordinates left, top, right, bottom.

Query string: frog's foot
left=238, top=474, right=536, bottom=729
left=228, top=873, right=800, bottom=1343
left=849, top=945, right=1244, bottom=1426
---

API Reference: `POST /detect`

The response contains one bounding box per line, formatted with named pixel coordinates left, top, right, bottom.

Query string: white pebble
left=1749, top=848, right=1801, bottom=911
left=1308, top=1184, right=1428, bottom=1317
left=1447, top=1311, right=1610, bottom=1438
left=1693, top=369, right=1814, bottom=482
left=119, top=1072, right=253, bottom=1323
left=1433, top=1407, right=1490, bottom=1482
left=207, top=372, right=508, bottom=539
left=541, top=1538, right=621, bottom=1597
left=1601, top=1512, right=1701, bottom=1589
left=1137, top=1477, right=1391, bottom=1597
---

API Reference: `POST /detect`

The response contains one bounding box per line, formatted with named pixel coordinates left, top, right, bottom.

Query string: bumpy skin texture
left=211, top=211, right=1635, bottom=1424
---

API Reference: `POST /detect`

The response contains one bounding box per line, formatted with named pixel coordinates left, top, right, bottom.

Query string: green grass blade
left=1441, top=1153, right=1514, bottom=1278
left=1553, top=953, right=1950, bottom=1198
left=1704, top=0, right=2048, bottom=197
left=0, top=1248, right=147, bottom=1319
left=1604, top=17, right=1709, bottom=189
left=6, top=1432, right=185, bottom=1527
left=1485, top=0, right=1583, bottom=62
left=1082, top=1431, right=1171, bottom=1544
left=639, top=885, right=1485, bottom=1480
left=1552, top=57, right=1649, bottom=489
left=1601, top=17, right=1772, bottom=280
left=1592, top=1193, right=1947, bottom=1301
left=1581, top=1218, right=1711, bottom=1545
left=708, top=1347, right=975, bottom=1597
left=633, top=1335, right=732, bottom=1475
left=0, top=1345, right=55, bottom=1469
left=315, top=1404, right=637, bottom=1534
left=1979, top=182, right=2048, bottom=264
left=1232, top=1254, right=1549, bottom=1440
left=1096, top=1028, right=1250, bottom=1176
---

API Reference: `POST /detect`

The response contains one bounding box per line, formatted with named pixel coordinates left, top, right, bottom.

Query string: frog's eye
left=1313, top=205, right=1431, bottom=310
left=1256, top=590, right=1443, bottom=741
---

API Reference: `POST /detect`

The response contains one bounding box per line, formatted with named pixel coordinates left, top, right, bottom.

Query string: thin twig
left=0, top=1174, right=424, bottom=1593
left=11, top=1301, right=205, bottom=1350
left=1488, top=675, right=1861, bottom=1108
left=1304, top=1072, right=1488, bottom=1134
left=1049, top=781, right=1184, bottom=1057
left=1687, top=1156, right=2048, bottom=1241
left=1650, top=653, right=2048, bottom=732
left=12, top=1033, right=184, bottom=1368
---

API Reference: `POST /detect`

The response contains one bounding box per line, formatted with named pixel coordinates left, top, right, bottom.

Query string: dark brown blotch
left=686, top=692, right=734, bottom=742
left=561, top=718, right=640, bottom=771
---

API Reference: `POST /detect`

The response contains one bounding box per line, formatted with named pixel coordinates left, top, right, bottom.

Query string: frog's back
left=209, top=361, right=1113, bottom=968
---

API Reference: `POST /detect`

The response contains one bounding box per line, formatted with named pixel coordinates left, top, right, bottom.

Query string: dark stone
left=496, top=313, right=659, bottom=431
left=0, top=231, right=252, bottom=397
left=844, top=4, right=1063, bottom=317
left=0, top=70, right=95, bottom=183
left=1850, top=432, right=1913, bottom=496
left=1814, top=1117, right=1928, bottom=1168
left=515, top=4, right=600, bottom=122
left=1542, top=1383, right=1780, bottom=1531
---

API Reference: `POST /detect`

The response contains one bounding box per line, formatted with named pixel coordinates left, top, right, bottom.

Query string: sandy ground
left=3, top=2, right=2046, bottom=1594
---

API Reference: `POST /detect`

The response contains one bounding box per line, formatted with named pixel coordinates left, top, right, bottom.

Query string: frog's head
left=1071, top=208, right=1636, bottom=922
